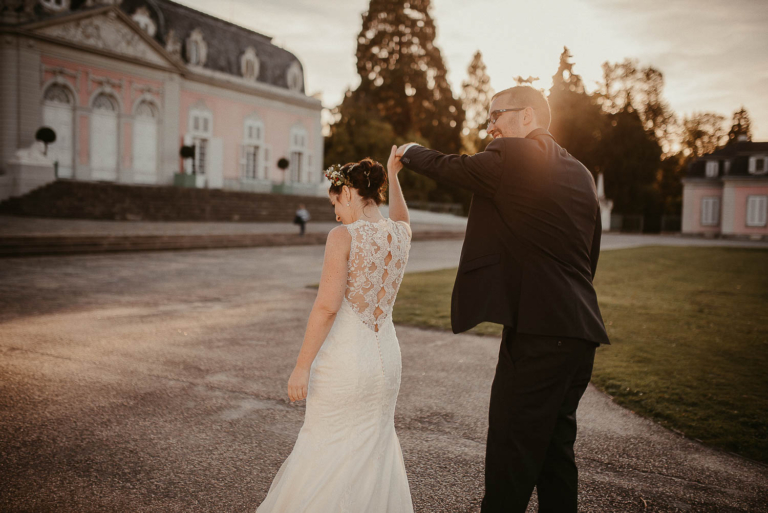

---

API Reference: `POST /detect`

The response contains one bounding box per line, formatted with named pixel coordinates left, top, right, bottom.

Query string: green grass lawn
left=392, top=246, right=768, bottom=463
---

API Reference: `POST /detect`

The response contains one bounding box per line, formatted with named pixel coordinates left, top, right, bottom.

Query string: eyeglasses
left=486, top=107, right=526, bottom=128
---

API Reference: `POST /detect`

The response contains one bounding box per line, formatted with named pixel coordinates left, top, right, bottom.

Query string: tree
left=548, top=47, right=606, bottom=175
left=324, top=88, right=436, bottom=202
left=353, top=0, right=464, bottom=154
left=460, top=50, right=494, bottom=155
left=727, top=107, right=752, bottom=143
left=324, top=0, right=470, bottom=210
left=598, top=59, right=676, bottom=156
left=600, top=106, right=663, bottom=216
left=682, top=113, right=726, bottom=158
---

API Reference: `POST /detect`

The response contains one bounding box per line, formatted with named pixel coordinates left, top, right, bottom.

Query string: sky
left=177, top=0, right=768, bottom=140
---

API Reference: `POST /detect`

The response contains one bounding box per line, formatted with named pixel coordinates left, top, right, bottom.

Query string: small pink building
left=0, top=0, right=325, bottom=201
left=682, top=137, right=768, bottom=240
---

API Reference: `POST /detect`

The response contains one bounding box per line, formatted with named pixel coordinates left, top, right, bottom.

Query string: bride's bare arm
left=386, top=145, right=412, bottom=236
left=287, top=225, right=350, bottom=402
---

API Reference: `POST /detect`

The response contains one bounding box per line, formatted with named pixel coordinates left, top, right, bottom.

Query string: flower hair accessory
left=324, top=163, right=350, bottom=187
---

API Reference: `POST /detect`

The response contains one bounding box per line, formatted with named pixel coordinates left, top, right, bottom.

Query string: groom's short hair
left=491, top=86, right=551, bottom=130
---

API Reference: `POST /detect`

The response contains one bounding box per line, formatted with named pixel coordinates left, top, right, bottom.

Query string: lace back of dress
left=345, top=220, right=411, bottom=333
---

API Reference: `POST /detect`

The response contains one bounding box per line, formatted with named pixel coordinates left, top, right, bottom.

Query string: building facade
left=0, top=0, right=325, bottom=201
left=682, top=136, right=768, bottom=239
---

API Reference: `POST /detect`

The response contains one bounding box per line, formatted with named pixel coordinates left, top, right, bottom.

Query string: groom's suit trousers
left=481, top=327, right=597, bottom=513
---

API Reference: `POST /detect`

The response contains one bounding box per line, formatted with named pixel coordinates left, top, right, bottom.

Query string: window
left=186, top=28, right=208, bottom=66
left=241, top=117, right=265, bottom=180
left=746, top=196, right=767, bottom=227
left=240, top=47, right=260, bottom=82
left=288, top=126, right=309, bottom=183
left=289, top=151, right=303, bottom=182
left=132, top=100, right=159, bottom=183
left=42, top=83, right=75, bottom=179
left=90, top=92, right=120, bottom=181
left=749, top=156, right=767, bottom=175
left=194, top=138, right=208, bottom=175
left=40, top=0, right=69, bottom=12
left=286, top=61, right=303, bottom=92
left=188, top=107, right=212, bottom=176
left=701, top=197, right=720, bottom=226
left=705, top=160, right=718, bottom=178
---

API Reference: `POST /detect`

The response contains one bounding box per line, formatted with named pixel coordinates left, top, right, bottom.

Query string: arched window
left=42, top=83, right=75, bottom=178
left=133, top=100, right=160, bottom=183
left=40, top=0, right=69, bottom=12
left=240, top=47, right=260, bottom=82
left=186, top=28, right=208, bottom=66
left=286, top=62, right=303, bottom=92
left=90, top=92, right=120, bottom=181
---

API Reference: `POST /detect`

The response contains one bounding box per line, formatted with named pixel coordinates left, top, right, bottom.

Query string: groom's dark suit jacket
left=400, top=128, right=610, bottom=346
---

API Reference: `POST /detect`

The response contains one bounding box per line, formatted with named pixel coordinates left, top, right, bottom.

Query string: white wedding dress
left=256, top=217, right=414, bottom=513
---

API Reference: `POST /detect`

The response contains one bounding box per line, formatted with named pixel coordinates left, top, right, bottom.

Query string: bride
left=256, top=146, right=414, bottom=512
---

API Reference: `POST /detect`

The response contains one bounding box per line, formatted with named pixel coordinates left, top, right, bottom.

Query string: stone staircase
left=0, top=180, right=337, bottom=222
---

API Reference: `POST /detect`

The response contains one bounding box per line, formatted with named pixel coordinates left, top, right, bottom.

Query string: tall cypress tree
left=548, top=47, right=605, bottom=175
left=460, top=50, right=494, bottom=154
left=727, top=107, right=752, bottom=143
left=353, top=0, right=464, bottom=154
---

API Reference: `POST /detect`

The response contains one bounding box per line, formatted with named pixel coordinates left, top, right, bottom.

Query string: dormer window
left=705, top=160, right=718, bottom=178
left=240, top=47, right=260, bottom=82
left=186, top=29, right=208, bottom=67
left=131, top=7, right=156, bottom=37
left=40, top=0, right=69, bottom=11
left=286, top=62, right=303, bottom=92
left=749, top=156, right=767, bottom=175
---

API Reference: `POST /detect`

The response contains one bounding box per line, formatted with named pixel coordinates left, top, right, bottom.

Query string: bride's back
left=343, top=218, right=412, bottom=333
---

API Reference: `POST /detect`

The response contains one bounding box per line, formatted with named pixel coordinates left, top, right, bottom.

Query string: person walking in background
left=293, top=203, right=311, bottom=236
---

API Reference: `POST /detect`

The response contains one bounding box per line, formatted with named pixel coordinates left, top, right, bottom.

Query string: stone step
left=0, top=180, right=338, bottom=222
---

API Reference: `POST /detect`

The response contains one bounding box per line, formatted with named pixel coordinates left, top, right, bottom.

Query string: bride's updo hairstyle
left=326, top=158, right=388, bottom=205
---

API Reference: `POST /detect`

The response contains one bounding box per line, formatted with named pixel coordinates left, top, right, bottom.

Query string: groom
left=396, top=85, right=609, bottom=512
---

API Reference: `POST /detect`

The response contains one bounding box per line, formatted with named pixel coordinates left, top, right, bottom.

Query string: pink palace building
left=682, top=135, right=768, bottom=240
left=0, top=0, right=325, bottom=201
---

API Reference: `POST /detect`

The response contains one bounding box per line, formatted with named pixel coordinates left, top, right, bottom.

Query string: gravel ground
left=1, top=239, right=767, bottom=512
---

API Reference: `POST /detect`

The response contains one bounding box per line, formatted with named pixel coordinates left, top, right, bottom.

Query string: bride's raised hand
left=287, top=364, right=310, bottom=402
left=387, top=145, right=403, bottom=175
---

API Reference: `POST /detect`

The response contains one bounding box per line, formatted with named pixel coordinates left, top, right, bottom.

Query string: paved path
left=1, top=238, right=766, bottom=512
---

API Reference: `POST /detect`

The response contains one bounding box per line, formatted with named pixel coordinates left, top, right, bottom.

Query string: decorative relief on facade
left=240, top=46, right=259, bottom=82
left=185, top=28, right=207, bottom=66
left=35, top=13, right=168, bottom=67
left=130, top=6, right=156, bottom=37
left=164, top=28, right=182, bottom=58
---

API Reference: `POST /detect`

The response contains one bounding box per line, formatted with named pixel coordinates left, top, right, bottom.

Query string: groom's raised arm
left=399, top=139, right=504, bottom=199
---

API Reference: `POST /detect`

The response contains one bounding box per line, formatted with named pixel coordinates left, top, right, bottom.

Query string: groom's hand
left=396, top=143, right=418, bottom=158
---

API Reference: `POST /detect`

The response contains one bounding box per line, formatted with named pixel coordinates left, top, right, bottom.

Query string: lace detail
left=344, top=218, right=411, bottom=333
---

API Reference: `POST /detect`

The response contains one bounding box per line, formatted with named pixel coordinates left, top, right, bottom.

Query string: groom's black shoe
left=480, top=327, right=596, bottom=513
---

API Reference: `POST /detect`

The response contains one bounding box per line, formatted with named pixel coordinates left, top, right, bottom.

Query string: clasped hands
left=386, top=143, right=417, bottom=175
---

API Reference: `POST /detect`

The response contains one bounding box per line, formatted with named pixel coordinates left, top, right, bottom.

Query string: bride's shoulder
left=394, top=220, right=413, bottom=240
left=327, top=225, right=352, bottom=245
